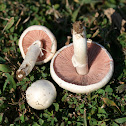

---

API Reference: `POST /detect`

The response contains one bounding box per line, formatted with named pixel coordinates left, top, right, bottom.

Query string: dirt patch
left=72, top=21, right=84, bottom=34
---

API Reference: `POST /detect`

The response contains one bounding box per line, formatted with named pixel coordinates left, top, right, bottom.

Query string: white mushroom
left=16, top=25, right=57, bottom=81
left=26, top=80, right=57, bottom=110
left=50, top=21, right=114, bottom=94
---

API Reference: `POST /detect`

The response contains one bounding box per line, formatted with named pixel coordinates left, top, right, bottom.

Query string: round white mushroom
left=26, top=80, right=57, bottom=110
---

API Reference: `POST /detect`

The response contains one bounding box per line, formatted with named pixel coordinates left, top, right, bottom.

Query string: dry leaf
left=2, top=17, right=14, bottom=32
left=102, top=97, right=122, bottom=114
left=104, top=8, right=126, bottom=33
left=46, top=8, right=62, bottom=19
left=104, top=8, right=115, bottom=23
left=92, top=29, right=99, bottom=38
left=54, top=10, right=62, bottom=19
left=15, top=18, right=21, bottom=29
left=95, top=12, right=99, bottom=18
left=23, top=16, right=30, bottom=24
left=74, top=0, right=79, bottom=3
left=46, top=0, right=51, bottom=5
left=116, top=84, right=126, bottom=93
left=46, top=8, right=54, bottom=15
left=65, top=36, right=71, bottom=45
left=119, top=81, right=125, bottom=84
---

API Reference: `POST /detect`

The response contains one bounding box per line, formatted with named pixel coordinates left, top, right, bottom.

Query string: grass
left=0, top=0, right=126, bottom=125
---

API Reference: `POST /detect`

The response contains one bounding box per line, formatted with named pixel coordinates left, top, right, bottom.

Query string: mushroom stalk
left=16, top=40, right=42, bottom=81
left=72, top=21, right=88, bottom=75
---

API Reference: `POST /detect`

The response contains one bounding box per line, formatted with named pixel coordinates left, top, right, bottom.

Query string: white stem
left=16, top=40, right=42, bottom=80
left=72, top=27, right=88, bottom=75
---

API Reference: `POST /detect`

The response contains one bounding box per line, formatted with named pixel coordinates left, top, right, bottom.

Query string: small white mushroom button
left=26, top=80, right=57, bottom=110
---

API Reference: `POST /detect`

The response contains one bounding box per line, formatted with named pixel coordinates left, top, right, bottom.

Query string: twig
left=0, top=17, right=9, bottom=21
left=84, top=108, right=87, bottom=126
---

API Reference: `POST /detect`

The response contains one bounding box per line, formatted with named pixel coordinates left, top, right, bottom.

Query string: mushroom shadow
left=109, top=10, right=126, bottom=80
left=111, top=11, right=126, bottom=33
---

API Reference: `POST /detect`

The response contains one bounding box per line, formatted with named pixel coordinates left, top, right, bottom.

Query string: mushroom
left=50, top=21, right=114, bottom=94
left=26, top=80, right=57, bottom=110
left=16, top=25, right=57, bottom=81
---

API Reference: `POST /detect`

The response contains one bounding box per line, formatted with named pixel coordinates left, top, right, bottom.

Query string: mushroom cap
left=26, top=80, right=57, bottom=110
left=50, top=40, right=114, bottom=94
left=19, top=25, right=57, bottom=65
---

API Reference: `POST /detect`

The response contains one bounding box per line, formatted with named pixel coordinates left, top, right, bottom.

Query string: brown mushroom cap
left=22, top=30, right=52, bottom=62
left=19, top=25, right=57, bottom=65
left=50, top=40, right=114, bottom=93
left=54, top=42, right=112, bottom=85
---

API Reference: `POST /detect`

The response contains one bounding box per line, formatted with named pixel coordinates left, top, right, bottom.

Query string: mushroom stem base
left=16, top=40, right=42, bottom=81
left=75, top=64, right=88, bottom=75
left=72, top=56, right=88, bottom=75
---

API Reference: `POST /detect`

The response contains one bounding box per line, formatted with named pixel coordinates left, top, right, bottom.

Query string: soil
left=72, top=21, right=84, bottom=34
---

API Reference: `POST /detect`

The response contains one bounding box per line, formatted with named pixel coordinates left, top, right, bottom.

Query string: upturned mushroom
left=50, top=21, right=114, bottom=94
left=26, top=80, right=57, bottom=110
left=16, top=25, right=57, bottom=81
